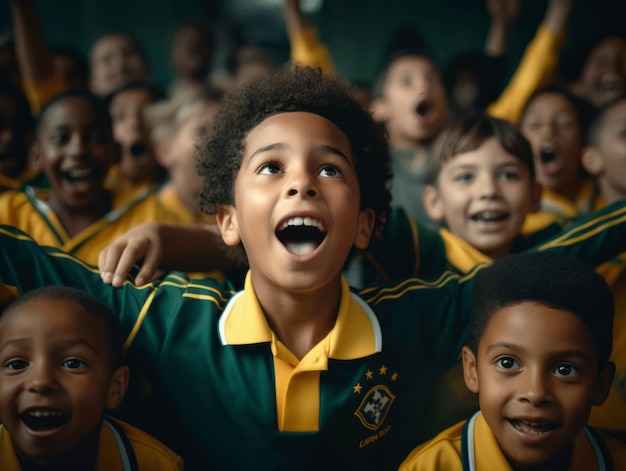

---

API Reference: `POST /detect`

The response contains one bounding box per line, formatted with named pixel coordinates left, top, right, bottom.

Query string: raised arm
left=487, top=0, right=573, bottom=123
left=9, top=0, right=66, bottom=113
left=283, top=0, right=335, bottom=74
left=484, top=0, right=520, bottom=57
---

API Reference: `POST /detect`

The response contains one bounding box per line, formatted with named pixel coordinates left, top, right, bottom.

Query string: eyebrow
left=0, top=338, right=32, bottom=355
left=248, top=143, right=351, bottom=164
left=0, top=338, right=102, bottom=357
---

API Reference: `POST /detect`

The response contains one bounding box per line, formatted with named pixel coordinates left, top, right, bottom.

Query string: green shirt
left=0, top=200, right=625, bottom=470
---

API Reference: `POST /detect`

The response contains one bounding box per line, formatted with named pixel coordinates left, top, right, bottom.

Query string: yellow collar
left=218, top=272, right=382, bottom=360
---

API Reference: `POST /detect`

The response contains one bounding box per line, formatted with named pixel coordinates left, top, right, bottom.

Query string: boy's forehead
left=92, top=34, right=138, bottom=59
left=386, top=55, right=439, bottom=77
left=40, top=97, right=107, bottom=130
left=480, top=302, right=597, bottom=350
left=245, top=111, right=351, bottom=146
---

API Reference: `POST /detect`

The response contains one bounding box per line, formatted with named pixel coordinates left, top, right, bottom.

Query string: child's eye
left=50, top=134, right=70, bottom=146
left=258, top=162, right=282, bottom=175
left=496, top=357, right=519, bottom=370
left=319, top=165, right=343, bottom=178
left=553, top=363, right=579, bottom=378
left=4, top=359, right=28, bottom=371
left=454, top=173, right=473, bottom=183
left=62, top=358, right=87, bottom=369
left=522, top=121, right=540, bottom=131
left=499, top=171, right=520, bottom=181
left=557, top=120, right=575, bottom=129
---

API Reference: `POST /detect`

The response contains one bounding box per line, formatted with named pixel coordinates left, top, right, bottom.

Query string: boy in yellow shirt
left=0, top=286, right=182, bottom=470
left=400, top=251, right=626, bottom=470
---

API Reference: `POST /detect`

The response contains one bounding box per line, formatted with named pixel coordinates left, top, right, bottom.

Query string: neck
left=252, top=273, right=343, bottom=360
left=18, top=425, right=100, bottom=471
left=48, top=191, right=112, bottom=237
left=171, top=178, right=201, bottom=215
left=598, top=180, right=625, bottom=207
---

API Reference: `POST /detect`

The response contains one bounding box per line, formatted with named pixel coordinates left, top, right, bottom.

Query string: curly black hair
left=197, top=66, right=392, bottom=236
left=467, top=251, right=614, bottom=368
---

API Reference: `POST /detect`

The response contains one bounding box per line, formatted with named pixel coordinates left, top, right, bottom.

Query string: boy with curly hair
left=0, top=66, right=626, bottom=470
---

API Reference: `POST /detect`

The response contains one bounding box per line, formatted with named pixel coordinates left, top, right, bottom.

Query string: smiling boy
left=0, top=286, right=182, bottom=470
left=400, top=251, right=626, bottom=470
left=0, top=67, right=626, bottom=470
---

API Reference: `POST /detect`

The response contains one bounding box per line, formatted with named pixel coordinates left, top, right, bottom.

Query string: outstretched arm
left=99, top=222, right=236, bottom=287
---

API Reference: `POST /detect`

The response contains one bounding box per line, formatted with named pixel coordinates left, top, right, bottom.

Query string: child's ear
left=105, top=365, right=130, bottom=410
left=581, top=147, right=604, bottom=177
left=216, top=205, right=242, bottom=247
left=29, top=144, right=41, bottom=171
left=154, top=139, right=172, bottom=167
left=369, top=98, right=388, bottom=123
left=462, top=346, right=480, bottom=394
left=528, top=181, right=543, bottom=214
left=423, top=185, right=445, bottom=221
left=354, top=208, right=375, bottom=249
left=592, top=361, right=616, bottom=406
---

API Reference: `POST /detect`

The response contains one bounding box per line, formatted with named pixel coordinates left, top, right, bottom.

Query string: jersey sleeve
left=487, top=25, right=565, bottom=124
left=0, top=224, right=230, bottom=367
left=531, top=199, right=626, bottom=267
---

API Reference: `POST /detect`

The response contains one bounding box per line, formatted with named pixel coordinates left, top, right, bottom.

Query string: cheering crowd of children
left=1, top=0, right=626, bottom=469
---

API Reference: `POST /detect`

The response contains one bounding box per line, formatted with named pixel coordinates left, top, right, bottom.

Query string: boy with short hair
left=0, top=66, right=626, bottom=470
left=400, top=251, right=626, bottom=470
left=0, top=285, right=182, bottom=470
left=0, top=89, right=183, bottom=266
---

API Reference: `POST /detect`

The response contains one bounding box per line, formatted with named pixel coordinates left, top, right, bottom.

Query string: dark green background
left=1, top=0, right=624, bottom=88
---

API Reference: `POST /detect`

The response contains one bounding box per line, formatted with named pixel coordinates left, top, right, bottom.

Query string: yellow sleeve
left=487, top=25, right=565, bottom=124
left=289, top=25, right=335, bottom=75
left=21, top=73, right=68, bottom=115
left=398, top=423, right=464, bottom=471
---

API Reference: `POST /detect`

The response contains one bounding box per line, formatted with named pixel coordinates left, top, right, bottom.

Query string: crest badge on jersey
left=352, top=365, right=398, bottom=431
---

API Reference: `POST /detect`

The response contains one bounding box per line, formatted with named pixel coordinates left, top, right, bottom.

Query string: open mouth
left=470, top=211, right=508, bottom=223
left=540, top=148, right=556, bottom=164
left=415, top=100, right=431, bottom=117
left=276, top=217, right=327, bottom=255
left=596, top=74, right=625, bottom=94
left=129, top=141, right=148, bottom=158
left=62, top=167, right=97, bottom=183
left=20, top=409, right=70, bottom=431
left=509, top=419, right=557, bottom=435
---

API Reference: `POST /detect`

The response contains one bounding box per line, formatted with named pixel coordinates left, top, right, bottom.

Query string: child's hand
left=544, top=0, right=573, bottom=33
left=99, top=222, right=165, bottom=287
left=486, top=0, right=520, bottom=28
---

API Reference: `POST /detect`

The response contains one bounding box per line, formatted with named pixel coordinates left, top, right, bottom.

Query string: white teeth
left=286, top=242, right=317, bottom=255
left=27, top=410, right=63, bottom=417
left=280, top=217, right=326, bottom=232
left=67, top=168, right=93, bottom=178
left=513, top=420, right=553, bottom=435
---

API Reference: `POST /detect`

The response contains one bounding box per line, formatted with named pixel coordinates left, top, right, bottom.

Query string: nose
left=67, top=134, right=87, bottom=157
left=518, top=368, right=552, bottom=406
left=26, top=361, right=58, bottom=395
left=539, top=122, right=556, bottom=139
left=285, top=166, right=318, bottom=198
left=478, top=174, right=500, bottom=200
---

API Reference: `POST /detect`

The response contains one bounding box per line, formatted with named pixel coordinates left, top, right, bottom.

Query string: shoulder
left=111, top=418, right=184, bottom=470
left=599, top=431, right=626, bottom=469
left=398, top=421, right=464, bottom=471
